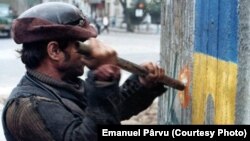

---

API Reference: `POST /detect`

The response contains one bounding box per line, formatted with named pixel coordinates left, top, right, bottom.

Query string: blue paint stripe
left=195, top=0, right=208, bottom=54
left=195, top=0, right=238, bottom=63
left=207, top=0, right=218, bottom=58
left=218, top=0, right=238, bottom=63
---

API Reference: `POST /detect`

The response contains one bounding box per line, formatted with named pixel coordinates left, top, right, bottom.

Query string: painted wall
left=159, top=0, right=239, bottom=124
left=193, top=0, right=238, bottom=124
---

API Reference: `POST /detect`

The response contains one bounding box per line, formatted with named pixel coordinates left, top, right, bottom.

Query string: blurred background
left=0, top=0, right=161, bottom=37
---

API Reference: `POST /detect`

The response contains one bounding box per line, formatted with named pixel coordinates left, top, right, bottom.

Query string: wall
left=158, top=0, right=240, bottom=124
left=236, top=0, right=250, bottom=124
left=158, top=0, right=194, bottom=124
left=192, top=0, right=238, bottom=124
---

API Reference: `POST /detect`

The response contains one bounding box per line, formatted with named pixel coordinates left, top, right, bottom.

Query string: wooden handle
left=77, top=41, right=185, bottom=90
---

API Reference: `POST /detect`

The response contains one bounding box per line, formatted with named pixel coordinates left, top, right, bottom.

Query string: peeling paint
left=178, top=66, right=191, bottom=108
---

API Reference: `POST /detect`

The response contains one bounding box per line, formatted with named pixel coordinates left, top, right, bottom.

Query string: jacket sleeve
left=117, top=74, right=167, bottom=120
left=4, top=72, right=121, bottom=141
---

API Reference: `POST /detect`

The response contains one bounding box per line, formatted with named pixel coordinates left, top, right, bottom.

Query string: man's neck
left=34, top=61, right=63, bottom=81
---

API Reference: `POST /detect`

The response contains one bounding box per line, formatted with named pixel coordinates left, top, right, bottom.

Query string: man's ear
left=47, top=41, right=62, bottom=60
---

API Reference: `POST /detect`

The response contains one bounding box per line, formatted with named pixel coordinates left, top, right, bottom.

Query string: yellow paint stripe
left=192, top=53, right=237, bottom=124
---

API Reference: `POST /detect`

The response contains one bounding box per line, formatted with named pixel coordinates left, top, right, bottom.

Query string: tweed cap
left=12, top=2, right=97, bottom=44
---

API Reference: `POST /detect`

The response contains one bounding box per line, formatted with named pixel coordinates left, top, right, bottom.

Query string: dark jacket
left=2, top=69, right=166, bottom=141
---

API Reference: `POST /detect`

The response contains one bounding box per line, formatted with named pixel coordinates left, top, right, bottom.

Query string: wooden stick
left=77, top=41, right=185, bottom=91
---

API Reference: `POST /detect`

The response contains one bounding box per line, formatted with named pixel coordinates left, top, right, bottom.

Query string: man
left=102, top=15, right=109, bottom=33
left=2, top=2, right=167, bottom=141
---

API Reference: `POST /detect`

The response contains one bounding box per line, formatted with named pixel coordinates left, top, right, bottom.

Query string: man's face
left=58, top=41, right=85, bottom=80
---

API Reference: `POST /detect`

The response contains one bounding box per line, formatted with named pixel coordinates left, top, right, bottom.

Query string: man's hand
left=138, top=62, right=165, bottom=88
left=93, top=64, right=121, bottom=82
left=81, top=38, right=117, bottom=70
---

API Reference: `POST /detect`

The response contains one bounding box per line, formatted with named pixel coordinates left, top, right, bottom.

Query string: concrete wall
left=236, top=0, right=250, bottom=124
left=158, top=0, right=194, bottom=124
left=158, top=0, right=242, bottom=124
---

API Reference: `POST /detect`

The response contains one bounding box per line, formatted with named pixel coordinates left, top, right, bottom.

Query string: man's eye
left=75, top=41, right=80, bottom=48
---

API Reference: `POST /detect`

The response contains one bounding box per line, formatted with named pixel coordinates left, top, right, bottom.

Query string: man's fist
left=92, top=64, right=121, bottom=82
left=81, top=38, right=117, bottom=70
left=138, top=62, right=165, bottom=88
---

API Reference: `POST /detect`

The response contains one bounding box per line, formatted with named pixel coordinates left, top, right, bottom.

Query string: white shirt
left=103, top=17, right=109, bottom=26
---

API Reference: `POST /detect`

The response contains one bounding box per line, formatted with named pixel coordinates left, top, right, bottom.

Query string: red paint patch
left=178, top=66, right=191, bottom=108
